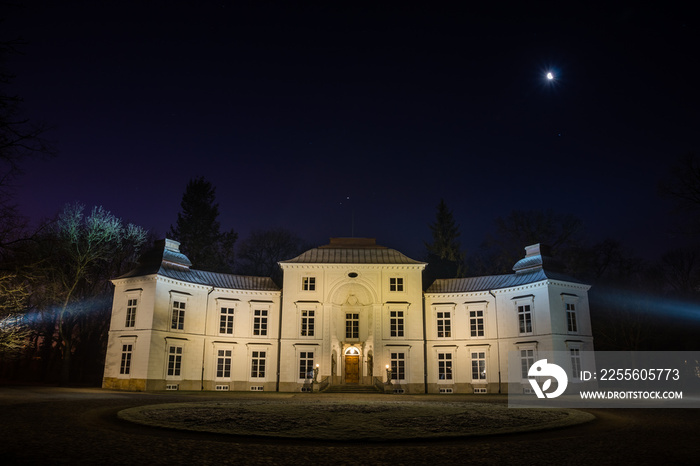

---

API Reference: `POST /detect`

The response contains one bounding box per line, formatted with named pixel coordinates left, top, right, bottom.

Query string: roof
left=115, top=239, right=279, bottom=291
left=426, top=269, right=587, bottom=293
left=157, top=264, right=279, bottom=291
left=280, top=237, right=425, bottom=265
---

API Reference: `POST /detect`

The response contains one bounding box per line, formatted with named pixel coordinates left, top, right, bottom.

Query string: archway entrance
left=344, top=347, right=360, bottom=384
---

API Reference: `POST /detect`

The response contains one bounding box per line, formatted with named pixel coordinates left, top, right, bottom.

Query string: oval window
left=348, top=272, right=358, bottom=278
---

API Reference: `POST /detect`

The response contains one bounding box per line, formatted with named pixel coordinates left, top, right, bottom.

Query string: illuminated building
left=103, top=238, right=593, bottom=393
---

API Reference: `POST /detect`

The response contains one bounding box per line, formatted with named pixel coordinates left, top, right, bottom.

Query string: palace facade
left=102, top=237, right=593, bottom=393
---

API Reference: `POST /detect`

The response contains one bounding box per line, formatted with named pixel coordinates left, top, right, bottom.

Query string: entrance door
left=345, top=355, right=360, bottom=383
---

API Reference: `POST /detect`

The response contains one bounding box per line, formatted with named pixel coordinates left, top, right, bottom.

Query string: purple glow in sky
left=3, top=2, right=697, bottom=259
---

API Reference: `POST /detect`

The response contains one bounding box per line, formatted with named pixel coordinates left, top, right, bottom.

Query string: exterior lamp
left=313, top=363, right=319, bottom=383
left=385, top=364, right=392, bottom=384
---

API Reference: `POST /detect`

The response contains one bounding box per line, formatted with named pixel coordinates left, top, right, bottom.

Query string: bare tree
left=0, top=39, right=53, bottom=248
left=659, top=153, right=700, bottom=235
left=236, top=228, right=307, bottom=285
left=39, top=204, right=147, bottom=384
left=473, top=209, right=584, bottom=275
left=0, top=273, right=31, bottom=354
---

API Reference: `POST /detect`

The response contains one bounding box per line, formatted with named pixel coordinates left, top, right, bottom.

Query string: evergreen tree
left=170, top=177, right=237, bottom=272
left=424, top=199, right=465, bottom=287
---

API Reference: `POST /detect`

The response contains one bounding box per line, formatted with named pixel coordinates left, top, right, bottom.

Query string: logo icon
left=528, top=359, right=568, bottom=398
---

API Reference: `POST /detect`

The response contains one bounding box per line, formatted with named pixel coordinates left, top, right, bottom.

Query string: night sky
left=3, top=1, right=698, bottom=261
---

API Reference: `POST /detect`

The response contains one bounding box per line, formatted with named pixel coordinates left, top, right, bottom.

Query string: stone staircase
left=323, top=384, right=382, bottom=394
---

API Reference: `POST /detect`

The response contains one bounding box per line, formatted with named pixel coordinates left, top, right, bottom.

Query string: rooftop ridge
left=318, top=237, right=386, bottom=249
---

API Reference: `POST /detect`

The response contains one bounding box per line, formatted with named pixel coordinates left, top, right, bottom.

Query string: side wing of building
left=424, top=245, right=594, bottom=394
left=103, top=240, right=281, bottom=391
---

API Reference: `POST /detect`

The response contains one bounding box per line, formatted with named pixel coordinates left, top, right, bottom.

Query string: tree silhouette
left=40, top=204, right=148, bottom=384
left=170, top=177, right=237, bottom=272
left=424, top=199, right=465, bottom=287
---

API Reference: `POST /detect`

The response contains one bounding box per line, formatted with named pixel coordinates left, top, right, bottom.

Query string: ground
left=1, top=386, right=699, bottom=465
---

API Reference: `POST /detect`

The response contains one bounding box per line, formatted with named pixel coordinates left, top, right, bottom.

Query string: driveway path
left=0, top=386, right=698, bottom=465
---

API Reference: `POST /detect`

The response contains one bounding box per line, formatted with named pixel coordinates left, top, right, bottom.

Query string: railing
left=373, top=376, right=386, bottom=392
left=317, top=376, right=330, bottom=392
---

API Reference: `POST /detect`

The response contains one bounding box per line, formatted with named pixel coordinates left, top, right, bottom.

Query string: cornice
left=280, top=263, right=425, bottom=270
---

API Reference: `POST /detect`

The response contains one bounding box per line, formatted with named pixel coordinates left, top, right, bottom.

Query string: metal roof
left=158, top=264, right=279, bottom=291
left=117, top=263, right=279, bottom=291
left=281, top=238, right=425, bottom=265
left=115, top=239, right=279, bottom=291
left=426, top=269, right=586, bottom=293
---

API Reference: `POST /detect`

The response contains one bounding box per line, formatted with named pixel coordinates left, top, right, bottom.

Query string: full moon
left=546, top=72, right=554, bottom=80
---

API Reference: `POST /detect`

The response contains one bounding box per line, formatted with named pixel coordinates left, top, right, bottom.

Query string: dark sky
left=3, top=1, right=698, bottom=261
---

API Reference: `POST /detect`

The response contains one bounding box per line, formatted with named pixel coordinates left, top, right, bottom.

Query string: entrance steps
left=323, top=384, right=382, bottom=394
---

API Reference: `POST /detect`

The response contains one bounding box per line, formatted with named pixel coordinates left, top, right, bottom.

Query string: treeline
left=424, top=187, right=700, bottom=351
left=0, top=177, right=312, bottom=385
left=0, top=204, right=148, bottom=384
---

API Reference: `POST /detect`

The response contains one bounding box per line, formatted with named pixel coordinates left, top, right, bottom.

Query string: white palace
left=102, top=237, right=594, bottom=393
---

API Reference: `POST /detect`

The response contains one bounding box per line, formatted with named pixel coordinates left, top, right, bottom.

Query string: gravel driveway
left=0, top=386, right=698, bottom=465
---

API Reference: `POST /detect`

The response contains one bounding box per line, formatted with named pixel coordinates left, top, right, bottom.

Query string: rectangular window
left=167, top=346, right=183, bottom=377
left=253, top=309, right=268, bottom=336
left=389, top=277, right=404, bottom=292
left=301, top=310, right=315, bottom=337
left=390, top=352, right=405, bottom=380
left=390, top=311, right=404, bottom=337
left=299, top=351, right=314, bottom=379
left=518, top=305, right=532, bottom=334
left=171, top=301, right=186, bottom=330
left=120, top=344, right=133, bottom=375
left=216, top=349, right=232, bottom=378
left=302, top=276, right=316, bottom=291
left=566, top=303, right=578, bottom=333
left=219, top=307, right=234, bottom=334
left=125, top=299, right=137, bottom=328
left=570, top=348, right=582, bottom=380
left=438, top=353, right=453, bottom=380
left=251, top=351, right=266, bottom=378
left=469, top=310, right=484, bottom=337
left=471, top=351, right=486, bottom=380
left=520, top=349, right=535, bottom=379
left=345, top=313, right=359, bottom=339
left=437, top=311, right=451, bottom=338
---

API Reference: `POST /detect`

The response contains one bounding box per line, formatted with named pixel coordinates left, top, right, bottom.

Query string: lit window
left=471, top=352, right=486, bottom=380
left=390, top=277, right=404, bottom=292
left=299, top=351, right=314, bottom=379
left=566, top=303, right=578, bottom=333
left=219, top=307, right=234, bottom=334
left=302, top=277, right=316, bottom=291
left=346, top=313, right=359, bottom=339
left=216, top=349, right=231, bottom=378
left=438, top=353, right=453, bottom=380
left=167, top=346, right=183, bottom=377
left=390, top=352, right=405, bottom=380
left=120, top=344, right=133, bottom=375
left=469, top=310, right=484, bottom=337
left=437, top=311, right=451, bottom=338
left=390, top=310, right=404, bottom=337
left=251, top=351, right=266, bottom=378
left=520, top=349, right=535, bottom=379
left=301, top=310, right=315, bottom=337
left=171, top=301, right=186, bottom=330
left=518, top=305, right=532, bottom=334
left=570, top=348, right=582, bottom=380
left=125, top=299, right=137, bottom=328
left=253, top=309, right=268, bottom=336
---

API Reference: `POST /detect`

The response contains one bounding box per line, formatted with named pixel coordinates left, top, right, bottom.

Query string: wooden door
left=345, top=355, right=359, bottom=383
